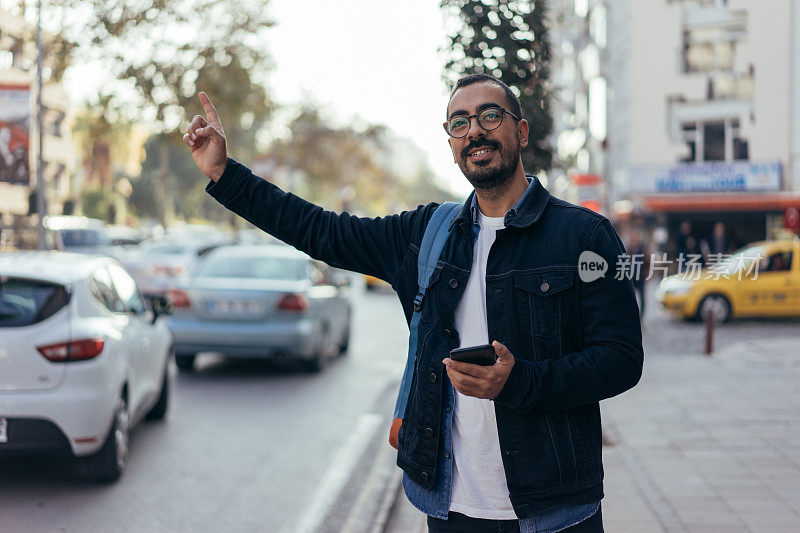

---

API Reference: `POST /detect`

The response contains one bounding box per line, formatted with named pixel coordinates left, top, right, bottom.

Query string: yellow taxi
left=364, top=274, right=391, bottom=291
left=656, top=238, right=800, bottom=322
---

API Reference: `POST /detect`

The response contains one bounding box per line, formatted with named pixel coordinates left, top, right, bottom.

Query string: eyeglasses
left=443, top=107, right=521, bottom=138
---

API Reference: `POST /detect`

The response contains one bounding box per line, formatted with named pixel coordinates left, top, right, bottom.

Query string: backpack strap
left=392, top=202, right=462, bottom=421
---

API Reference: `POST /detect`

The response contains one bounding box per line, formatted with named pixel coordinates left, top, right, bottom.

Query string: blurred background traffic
left=1, top=1, right=799, bottom=531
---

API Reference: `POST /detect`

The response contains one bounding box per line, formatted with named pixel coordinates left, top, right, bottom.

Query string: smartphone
left=449, top=344, right=497, bottom=366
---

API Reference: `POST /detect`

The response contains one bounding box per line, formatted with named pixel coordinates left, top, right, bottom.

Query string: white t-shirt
left=449, top=211, right=517, bottom=519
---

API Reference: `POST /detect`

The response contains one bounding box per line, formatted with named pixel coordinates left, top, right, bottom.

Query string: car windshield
left=194, top=255, right=306, bottom=280
left=59, top=229, right=109, bottom=247
left=140, top=244, right=188, bottom=255
left=711, top=245, right=766, bottom=275
left=0, top=278, right=70, bottom=327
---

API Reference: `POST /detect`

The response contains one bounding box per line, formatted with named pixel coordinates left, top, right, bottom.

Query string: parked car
left=0, top=252, right=173, bottom=482
left=106, top=225, right=150, bottom=247
left=45, top=215, right=112, bottom=255
left=167, top=245, right=351, bottom=372
left=236, top=227, right=283, bottom=245
left=364, top=274, right=391, bottom=291
left=656, top=238, right=800, bottom=322
left=119, top=235, right=232, bottom=297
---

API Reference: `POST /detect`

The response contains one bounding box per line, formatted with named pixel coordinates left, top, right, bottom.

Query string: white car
left=44, top=215, right=111, bottom=255
left=0, top=252, right=173, bottom=482
left=120, top=236, right=231, bottom=297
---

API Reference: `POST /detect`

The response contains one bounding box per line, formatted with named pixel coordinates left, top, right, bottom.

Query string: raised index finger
left=198, top=91, right=220, bottom=124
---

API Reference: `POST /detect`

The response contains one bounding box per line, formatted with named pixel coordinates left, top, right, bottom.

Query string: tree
left=6, top=0, right=274, bottom=225
left=71, top=94, right=133, bottom=193
left=267, top=106, right=458, bottom=216
left=440, top=0, right=553, bottom=174
left=130, top=132, right=232, bottom=224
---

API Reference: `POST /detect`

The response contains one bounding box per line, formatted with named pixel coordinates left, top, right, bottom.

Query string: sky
left=59, top=0, right=471, bottom=196
left=264, top=0, right=471, bottom=195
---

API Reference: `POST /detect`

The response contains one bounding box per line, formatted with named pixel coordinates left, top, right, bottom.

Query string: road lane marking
left=289, top=412, right=383, bottom=533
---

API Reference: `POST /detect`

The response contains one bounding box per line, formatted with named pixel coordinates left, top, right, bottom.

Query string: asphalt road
left=0, top=288, right=409, bottom=533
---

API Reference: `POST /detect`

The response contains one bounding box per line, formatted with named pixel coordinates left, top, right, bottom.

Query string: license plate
left=206, top=300, right=261, bottom=315
left=0, top=418, right=7, bottom=444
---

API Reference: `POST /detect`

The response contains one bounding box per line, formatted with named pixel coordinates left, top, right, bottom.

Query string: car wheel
left=304, top=341, right=330, bottom=372
left=697, top=294, right=732, bottom=323
left=145, top=366, right=170, bottom=421
left=303, top=331, right=330, bottom=373
left=86, top=396, right=129, bottom=483
left=338, top=321, right=351, bottom=356
left=175, top=353, right=196, bottom=372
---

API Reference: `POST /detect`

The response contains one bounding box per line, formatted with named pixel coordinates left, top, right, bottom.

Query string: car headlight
left=658, top=278, right=693, bottom=296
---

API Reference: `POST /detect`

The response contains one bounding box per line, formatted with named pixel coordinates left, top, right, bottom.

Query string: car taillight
left=37, top=339, right=105, bottom=362
left=277, top=293, right=309, bottom=312
left=153, top=265, right=185, bottom=277
left=167, top=289, right=192, bottom=309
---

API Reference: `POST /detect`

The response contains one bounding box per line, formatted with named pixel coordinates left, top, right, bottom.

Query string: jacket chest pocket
left=515, top=270, right=576, bottom=342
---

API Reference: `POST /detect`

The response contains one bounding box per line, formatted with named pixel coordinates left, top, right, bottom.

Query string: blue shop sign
left=629, top=160, right=782, bottom=193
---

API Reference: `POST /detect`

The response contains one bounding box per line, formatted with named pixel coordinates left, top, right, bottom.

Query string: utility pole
left=35, top=0, right=47, bottom=250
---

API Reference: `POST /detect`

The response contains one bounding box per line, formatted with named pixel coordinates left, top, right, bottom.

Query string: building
left=551, top=0, right=800, bottom=253
left=549, top=0, right=609, bottom=213
left=0, top=8, right=76, bottom=240
left=605, top=0, right=800, bottom=250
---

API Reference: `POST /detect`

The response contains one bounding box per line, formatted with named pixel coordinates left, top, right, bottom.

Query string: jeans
left=426, top=505, right=603, bottom=533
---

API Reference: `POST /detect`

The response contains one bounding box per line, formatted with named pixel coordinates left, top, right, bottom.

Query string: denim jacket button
left=448, top=279, right=458, bottom=289
left=421, top=471, right=429, bottom=482
left=425, top=427, right=435, bottom=437
left=446, top=406, right=452, bottom=413
left=429, top=372, right=437, bottom=383
left=540, top=281, right=550, bottom=292
left=443, top=328, right=452, bottom=336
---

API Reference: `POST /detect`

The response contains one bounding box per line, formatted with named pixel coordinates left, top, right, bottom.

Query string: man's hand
left=443, top=340, right=515, bottom=399
left=182, top=92, right=228, bottom=182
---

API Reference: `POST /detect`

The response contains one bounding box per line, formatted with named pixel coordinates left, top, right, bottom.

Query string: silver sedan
left=166, top=245, right=351, bottom=372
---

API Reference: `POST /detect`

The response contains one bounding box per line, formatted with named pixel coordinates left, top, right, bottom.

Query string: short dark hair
left=448, top=73, right=522, bottom=119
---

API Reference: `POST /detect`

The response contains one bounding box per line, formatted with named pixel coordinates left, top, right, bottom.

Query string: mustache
left=461, top=138, right=501, bottom=160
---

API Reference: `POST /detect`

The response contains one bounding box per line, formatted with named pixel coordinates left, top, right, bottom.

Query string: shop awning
left=642, top=193, right=800, bottom=212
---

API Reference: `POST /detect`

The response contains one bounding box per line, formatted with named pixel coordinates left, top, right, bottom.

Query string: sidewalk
left=601, top=337, right=800, bottom=532
left=384, top=336, right=800, bottom=532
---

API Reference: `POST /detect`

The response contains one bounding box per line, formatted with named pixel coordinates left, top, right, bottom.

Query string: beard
left=457, top=136, right=521, bottom=192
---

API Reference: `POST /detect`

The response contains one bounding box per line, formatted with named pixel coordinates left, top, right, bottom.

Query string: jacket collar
left=449, top=175, right=550, bottom=231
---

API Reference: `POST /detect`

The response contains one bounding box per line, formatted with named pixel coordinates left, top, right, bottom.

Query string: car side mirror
left=146, top=295, right=173, bottom=324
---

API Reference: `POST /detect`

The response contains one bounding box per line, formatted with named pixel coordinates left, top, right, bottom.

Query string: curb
left=371, top=470, right=403, bottom=533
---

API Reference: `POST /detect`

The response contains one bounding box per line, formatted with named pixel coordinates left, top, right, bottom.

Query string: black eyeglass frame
left=442, top=106, right=521, bottom=138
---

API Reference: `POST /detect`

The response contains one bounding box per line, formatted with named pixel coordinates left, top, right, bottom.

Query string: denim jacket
left=401, top=181, right=600, bottom=531
left=206, top=158, right=644, bottom=520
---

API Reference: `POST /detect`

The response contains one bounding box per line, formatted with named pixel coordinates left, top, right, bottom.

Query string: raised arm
left=183, top=92, right=431, bottom=283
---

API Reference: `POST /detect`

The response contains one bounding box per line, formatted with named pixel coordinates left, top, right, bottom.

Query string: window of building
left=679, top=119, right=748, bottom=163
left=703, top=121, right=725, bottom=161
left=0, top=50, right=13, bottom=69
left=681, top=8, right=746, bottom=73
left=683, top=32, right=735, bottom=73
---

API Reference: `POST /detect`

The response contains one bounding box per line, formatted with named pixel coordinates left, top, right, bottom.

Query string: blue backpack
left=389, top=201, right=462, bottom=448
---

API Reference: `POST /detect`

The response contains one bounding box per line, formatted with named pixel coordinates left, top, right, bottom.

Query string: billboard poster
left=0, top=83, right=31, bottom=185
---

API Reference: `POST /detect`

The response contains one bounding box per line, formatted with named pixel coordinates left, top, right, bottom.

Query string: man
left=626, top=228, right=649, bottom=323
left=183, top=73, right=643, bottom=532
